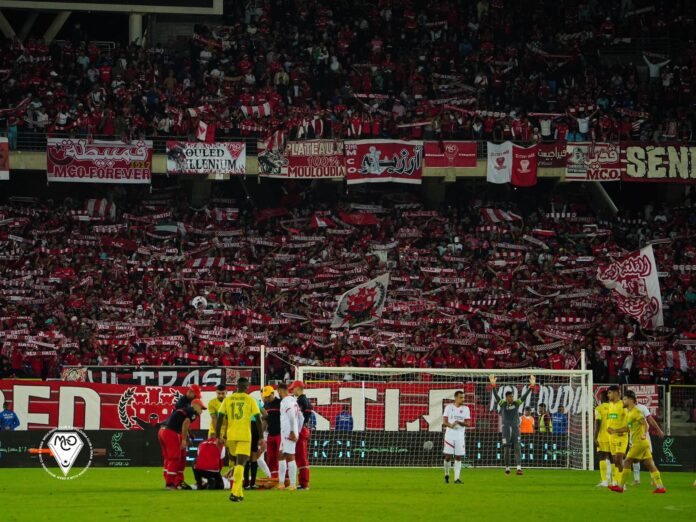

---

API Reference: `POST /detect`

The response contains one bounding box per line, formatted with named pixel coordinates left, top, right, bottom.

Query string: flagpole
left=260, top=344, right=266, bottom=389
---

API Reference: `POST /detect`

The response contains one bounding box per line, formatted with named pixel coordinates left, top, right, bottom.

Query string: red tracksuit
left=296, top=394, right=312, bottom=488
left=158, top=406, right=197, bottom=487
left=264, top=397, right=282, bottom=478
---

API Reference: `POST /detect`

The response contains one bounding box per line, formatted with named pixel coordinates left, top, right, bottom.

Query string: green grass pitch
left=0, top=468, right=693, bottom=522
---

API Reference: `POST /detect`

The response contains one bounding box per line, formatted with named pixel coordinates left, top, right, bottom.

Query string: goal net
left=296, top=367, right=593, bottom=470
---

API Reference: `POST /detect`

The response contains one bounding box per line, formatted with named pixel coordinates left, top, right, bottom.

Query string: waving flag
left=331, top=273, right=390, bottom=328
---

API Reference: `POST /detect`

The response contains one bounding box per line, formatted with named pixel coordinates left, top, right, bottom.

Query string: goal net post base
left=296, top=367, right=593, bottom=470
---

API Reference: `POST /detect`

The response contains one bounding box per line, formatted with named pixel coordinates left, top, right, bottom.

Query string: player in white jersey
left=277, top=383, right=300, bottom=490
left=630, top=401, right=664, bottom=485
left=442, top=390, right=473, bottom=484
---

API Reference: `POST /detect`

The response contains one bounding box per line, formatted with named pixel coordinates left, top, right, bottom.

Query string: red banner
left=624, top=384, right=660, bottom=417
left=345, top=140, right=423, bottom=185
left=47, top=138, right=153, bottom=184
left=622, top=143, right=696, bottom=183
left=424, top=141, right=477, bottom=168
left=0, top=380, right=226, bottom=430
left=511, top=144, right=538, bottom=187
left=537, top=142, right=567, bottom=168
left=259, top=140, right=345, bottom=179
left=0, top=137, right=8, bottom=181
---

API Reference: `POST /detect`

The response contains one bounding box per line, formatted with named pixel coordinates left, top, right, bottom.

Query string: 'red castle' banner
left=565, top=142, right=621, bottom=182
left=47, top=138, right=153, bottom=184
left=165, top=141, right=245, bottom=175
left=621, top=143, right=696, bottom=182
left=424, top=141, right=477, bottom=169
left=345, top=140, right=423, bottom=184
left=537, top=142, right=567, bottom=168
left=258, top=140, right=345, bottom=178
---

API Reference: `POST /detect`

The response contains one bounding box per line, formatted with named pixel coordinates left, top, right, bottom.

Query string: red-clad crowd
left=0, top=187, right=695, bottom=384
left=2, top=0, right=696, bottom=148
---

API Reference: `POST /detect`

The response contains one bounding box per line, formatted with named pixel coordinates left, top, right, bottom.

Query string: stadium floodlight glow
left=295, top=367, right=593, bottom=470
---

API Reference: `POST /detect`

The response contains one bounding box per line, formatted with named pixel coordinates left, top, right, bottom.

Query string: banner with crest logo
left=331, top=273, right=390, bottom=328
left=424, top=141, right=477, bottom=169
left=597, top=245, right=664, bottom=328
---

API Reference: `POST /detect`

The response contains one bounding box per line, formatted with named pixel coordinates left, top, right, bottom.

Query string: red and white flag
left=597, top=245, right=664, bottom=329
left=664, top=351, right=689, bottom=370
left=196, top=121, right=215, bottom=143
left=212, top=208, right=239, bottom=221
left=241, top=102, right=272, bottom=118
left=187, top=257, right=226, bottom=269
left=311, top=213, right=336, bottom=229
left=486, top=141, right=512, bottom=184
left=480, top=208, right=522, bottom=224
left=86, top=199, right=116, bottom=219
left=260, top=129, right=288, bottom=153
left=331, top=273, right=390, bottom=328
left=511, top=144, right=538, bottom=187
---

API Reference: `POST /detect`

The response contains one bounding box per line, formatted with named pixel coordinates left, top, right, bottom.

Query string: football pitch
left=0, top=468, right=693, bottom=522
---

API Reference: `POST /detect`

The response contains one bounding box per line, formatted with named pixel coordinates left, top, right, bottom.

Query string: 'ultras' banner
left=622, top=143, right=696, bottom=182
left=597, top=245, right=664, bottom=329
left=258, top=140, right=345, bottom=178
left=0, top=380, right=245, bottom=431
left=47, top=138, right=153, bottom=184
left=424, top=141, right=477, bottom=168
left=345, top=140, right=423, bottom=184
left=60, top=366, right=232, bottom=386
left=565, top=142, right=621, bottom=181
left=0, top=137, right=9, bottom=180
left=165, top=141, right=245, bottom=175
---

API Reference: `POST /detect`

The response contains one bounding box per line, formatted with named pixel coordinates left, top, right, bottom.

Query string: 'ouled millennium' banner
left=258, top=140, right=345, bottom=178
left=166, top=141, right=246, bottom=175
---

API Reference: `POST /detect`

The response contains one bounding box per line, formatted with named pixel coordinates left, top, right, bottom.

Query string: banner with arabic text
left=565, top=142, right=621, bottom=182
left=537, top=142, right=567, bottom=168
left=345, top=140, right=423, bottom=184
left=47, top=138, right=152, bottom=184
left=165, top=141, right=245, bottom=176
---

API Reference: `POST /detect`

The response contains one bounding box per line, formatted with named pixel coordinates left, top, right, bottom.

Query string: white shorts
left=443, top=431, right=466, bottom=457
left=280, top=434, right=296, bottom=455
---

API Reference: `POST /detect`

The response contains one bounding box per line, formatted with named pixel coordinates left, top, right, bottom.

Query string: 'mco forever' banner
left=166, top=141, right=245, bottom=175
left=345, top=140, right=423, bottom=184
left=258, top=140, right=345, bottom=178
left=622, top=143, right=696, bottom=182
left=47, top=138, right=152, bottom=184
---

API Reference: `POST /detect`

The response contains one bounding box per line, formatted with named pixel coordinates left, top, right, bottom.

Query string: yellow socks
left=232, top=465, right=245, bottom=497
left=650, top=471, right=663, bottom=488
left=599, top=460, right=608, bottom=482
left=618, top=468, right=630, bottom=487
left=612, top=465, right=619, bottom=484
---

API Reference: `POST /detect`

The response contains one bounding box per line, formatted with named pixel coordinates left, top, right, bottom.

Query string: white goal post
left=295, top=366, right=594, bottom=470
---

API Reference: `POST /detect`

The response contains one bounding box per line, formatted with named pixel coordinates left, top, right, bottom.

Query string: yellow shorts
left=626, top=442, right=652, bottom=462
left=226, top=440, right=251, bottom=458
left=596, top=439, right=610, bottom=453
left=609, top=435, right=628, bottom=456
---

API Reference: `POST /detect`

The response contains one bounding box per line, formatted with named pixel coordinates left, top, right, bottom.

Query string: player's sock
left=251, top=462, right=258, bottom=486
left=503, top=445, right=511, bottom=469
left=606, top=459, right=613, bottom=482
left=443, top=459, right=451, bottom=477
left=599, top=460, right=607, bottom=482
left=232, top=465, right=245, bottom=498
left=288, top=461, right=297, bottom=487
left=611, top=464, right=618, bottom=485
left=278, top=460, right=287, bottom=484
left=632, top=462, right=640, bottom=482
left=649, top=471, right=663, bottom=488
left=515, top=445, right=522, bottom=469
left=454, top=461, right=462, bottom=481
left=243, top=462, right=250, bottom=488
left=257, top=455, right=271, bottom=477
left=618, top=468, right=630, bottom=488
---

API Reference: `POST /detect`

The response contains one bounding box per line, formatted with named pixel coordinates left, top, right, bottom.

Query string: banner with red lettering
left=537, top=142, right=567, bottom=168
left=622, top=143, right=696, bottom=183
left=259, top=140, right=345, bottom=179
left=424, top=141, right=477, bottom=169
left=0, top=137, right=9, bottom=180
left=511, top=144, right=538, bottom=187
left=47, top=138, right=153, bottom=184
left=166, top=141, right=245, bottom=175
left=565, top=142, right=621, bottom=182
left=597, top=245, right=664, bottom=328
left=345, top=140, right=423, bottom=184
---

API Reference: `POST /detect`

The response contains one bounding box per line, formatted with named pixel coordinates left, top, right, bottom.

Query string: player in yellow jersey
left=609, top=391, right=666, bottom=494
left=215, top=377, right=265, bottom=502
left=594, top=390, right=613, bottom=487
left=605, top=385, right=628, bottom=490
left=207, top=384, right=227, bottom=438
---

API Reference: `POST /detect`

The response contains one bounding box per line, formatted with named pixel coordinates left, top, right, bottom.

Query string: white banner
left=166, top=141, right=245, bottom=175
left=486, top=141, right=512, bottom=184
